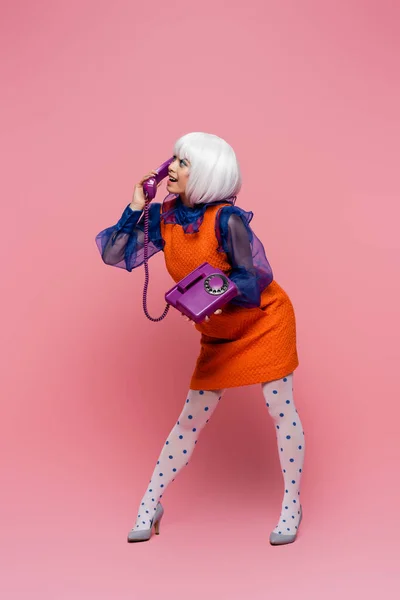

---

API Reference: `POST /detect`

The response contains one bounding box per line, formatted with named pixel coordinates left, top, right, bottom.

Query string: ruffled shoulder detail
left=160, top=193, right=237, bottom=234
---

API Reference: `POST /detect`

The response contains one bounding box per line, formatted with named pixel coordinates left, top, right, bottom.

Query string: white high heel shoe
left=127, top=502, right=164, bottom=543
left=269, top=505, right=302, bottom=545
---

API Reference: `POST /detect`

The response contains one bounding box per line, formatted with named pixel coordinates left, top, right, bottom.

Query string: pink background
left=1, top=1, right=400, bottom=598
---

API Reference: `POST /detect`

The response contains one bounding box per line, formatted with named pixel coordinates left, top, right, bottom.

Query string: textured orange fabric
left=159, top=202, right=299, bottom=390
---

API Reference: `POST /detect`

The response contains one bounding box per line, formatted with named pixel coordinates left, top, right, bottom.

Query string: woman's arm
left=216, top=206, right=273, bottom=307
left=95, top=202, right=163, bottom=271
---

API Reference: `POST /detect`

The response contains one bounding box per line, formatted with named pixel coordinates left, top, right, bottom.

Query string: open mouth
left=168, top=176, right=178, bottom=182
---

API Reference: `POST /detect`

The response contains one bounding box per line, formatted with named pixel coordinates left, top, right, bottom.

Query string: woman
left=95, top=132, right=305, bottom=545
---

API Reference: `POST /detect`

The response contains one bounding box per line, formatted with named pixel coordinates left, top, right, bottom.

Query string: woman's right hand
left=130, top=170, right=160, bottom=211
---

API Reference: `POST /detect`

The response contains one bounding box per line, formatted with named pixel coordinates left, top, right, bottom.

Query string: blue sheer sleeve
left=216, top=205, right=274, bottom=308
left=95, top=202, right=163, bottom=272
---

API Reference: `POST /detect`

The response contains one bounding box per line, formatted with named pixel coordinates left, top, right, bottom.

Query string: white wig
left=173, top=132, right=242, bottom=206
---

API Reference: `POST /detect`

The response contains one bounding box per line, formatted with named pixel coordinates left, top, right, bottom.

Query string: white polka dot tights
left=133, top=373, right=305, bottom=537
left=261, top=373, right=305, bottom=536
left=133, top=388, right=224, bottom=531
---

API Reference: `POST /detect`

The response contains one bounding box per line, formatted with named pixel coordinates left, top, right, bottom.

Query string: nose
left=169, top=157, right=178, bottom=174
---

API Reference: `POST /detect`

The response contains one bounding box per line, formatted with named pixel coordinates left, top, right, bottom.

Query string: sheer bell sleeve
left=216, top=205, right=274, bottom=308
left=95, top=202, right=164, bottom=272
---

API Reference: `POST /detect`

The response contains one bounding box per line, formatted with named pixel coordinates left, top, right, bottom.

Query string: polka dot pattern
left=132, top=387, right=224, bottom=531
left=262, top=373, right=305, bottom=535
left=132, top=374, right=305, bottom=535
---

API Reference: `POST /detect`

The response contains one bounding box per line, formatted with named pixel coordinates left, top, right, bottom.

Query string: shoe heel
left=154, top=519, right=161, bottom=535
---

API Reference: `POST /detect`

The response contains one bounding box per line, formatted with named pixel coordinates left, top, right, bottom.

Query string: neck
left=179, top=193, right=192, bottom=207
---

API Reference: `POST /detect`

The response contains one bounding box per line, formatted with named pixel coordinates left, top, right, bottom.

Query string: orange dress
left=159, top=202, right=299, bottom=390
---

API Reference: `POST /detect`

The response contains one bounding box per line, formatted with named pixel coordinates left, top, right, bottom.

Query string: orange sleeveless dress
left=159, top=202, right=299, bottom=390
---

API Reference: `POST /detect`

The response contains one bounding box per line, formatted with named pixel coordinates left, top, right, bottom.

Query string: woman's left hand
left=181, top=309, right=222, bottom=325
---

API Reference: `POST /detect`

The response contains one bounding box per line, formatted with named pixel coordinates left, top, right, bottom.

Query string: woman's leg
left=261, top=373, right=305, bottom=535
left=132, top=387, right=225, bottom=531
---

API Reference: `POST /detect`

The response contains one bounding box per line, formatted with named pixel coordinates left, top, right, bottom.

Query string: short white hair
left=173, top=132, right=242, bottom=205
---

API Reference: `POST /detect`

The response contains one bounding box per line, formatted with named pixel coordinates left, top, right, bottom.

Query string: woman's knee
left=177, top=388, right=222, bottom=429
left=261, top=376, right=295, bottom=417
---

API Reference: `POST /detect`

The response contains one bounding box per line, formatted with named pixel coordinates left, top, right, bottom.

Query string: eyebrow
left=175, top=155, right=189, bottom=164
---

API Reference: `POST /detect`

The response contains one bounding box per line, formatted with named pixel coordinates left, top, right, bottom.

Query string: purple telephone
left=142, top=158, right=173, bottom=202
left=141, top=158, right=239, bottom=323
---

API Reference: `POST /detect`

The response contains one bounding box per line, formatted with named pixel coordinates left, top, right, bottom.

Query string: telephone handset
left=142, top=157, right=174, bottom=202
left=141, top=157, right=174, bottom=322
